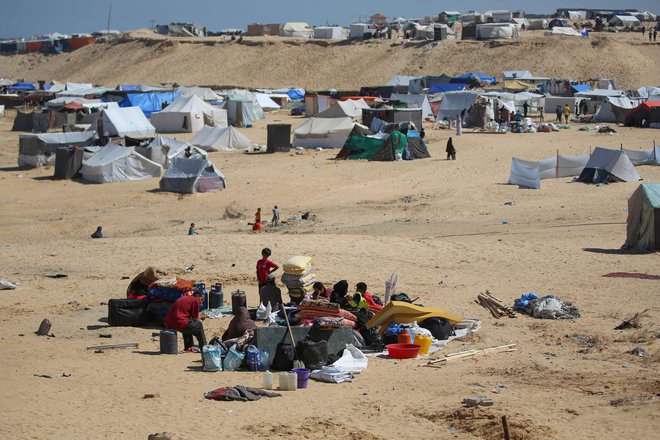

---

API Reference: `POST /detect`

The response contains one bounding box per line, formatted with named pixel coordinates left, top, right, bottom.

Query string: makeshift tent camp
left=593, top=97, right=635, bottom=123
left=434, top=92, right=479, bottom=122
left=316, top=99, right=370, bottom=119
left=254, top=93, right=281, bottom=112
left=625, top=102, right=660, bottom=128
left=313, top=26, right=344, bottom=39
left=476, top=23, right=519, bottom=39
left=608, top=15, right=640, bottom=29
left=508, top=154, right=590, bottom=189
left=150, top=95, right=227, bottom=133
left=362, top=108, right=423, bottom=133
left=190, top=125, right=256, bottom=152
left=111, top=90, right=179, bottom=117
left=577, top=147, right=641, bottom=184
left=95, top=107, right=156, bottom=138
left=18, top=131, right=97, bottom=168
left=135, top=135, right=207, bottom=168
left=622, top=147, right=660, bottom=166
left=390, top=93, right=434, bottom=119
left=159, top=157, right=226, bottom=194
left=292, top=117, right=355, bottom=149
left=80, top=144, right=162, bottom=183
left=177, top=86, right=222, bottom=101
left=622, top=183, right=660, bottom=252
left=12, top=111, right=49, bottom=132
left=544, top=27, right=582, bottom=37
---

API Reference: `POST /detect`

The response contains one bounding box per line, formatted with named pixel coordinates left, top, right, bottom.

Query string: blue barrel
left=159, top=330, right=178, bottom=354
left=209, top=283, right=223, bottom=309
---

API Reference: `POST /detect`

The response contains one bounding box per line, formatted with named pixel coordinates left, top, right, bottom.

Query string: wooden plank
left=86, top=343, right=139, bottom=350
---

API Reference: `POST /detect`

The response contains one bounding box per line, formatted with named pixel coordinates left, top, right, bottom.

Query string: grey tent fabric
left=159, top=157, right=226, bottom=194
left=80, top=144, right=162, bottom=183
left=577, top=147, right=641, bottom=184
left=18, top=131, right=97, bottom=168
left=135, top=135, right=207, bottom=168
left=623, top=183, right=660, bottom=252
left=191, top=125, right=256, bottom=152
left=54, top=147, right=85, bottom=179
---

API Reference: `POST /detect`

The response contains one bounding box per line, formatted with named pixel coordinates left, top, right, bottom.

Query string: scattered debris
left=35, top=318, right=52, bottom=336
left=476, top=291, right=516, bottom=319
left=34, top=373, right=71, bottom=379
left=143, top=393, right=160, bottom=399
left=462, top=396, right=494, bottom=407
left=604, top=272, right=660, bottom=280
left=46, top=274, right=68, bottom=279
left=630, top=347, right=647, bottom=357
left=0, top=278, right=19, bottom=290
left=94, top=350, right=104, bottom=354
left=513, top=293, right=580, bottom=319
left=86, top=343, right=139, bottom=350
left=99, top=334, right=112, bottom=338
left=148, top=433, right=174, bottom=440
left=614, top=310, right=647, bottom=330
left=422, top=344, right=517, bottom=368
left=609, top=394, right=659, bottom=407
left=184, top=264, right=195, bottom=272
left=501, top=201, right=516, bottom=206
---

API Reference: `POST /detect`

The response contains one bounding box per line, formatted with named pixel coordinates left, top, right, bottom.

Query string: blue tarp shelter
left=571, top=84, right=592, bottom=93
left=8, top=82, right=36, bottom=91
left=429, top=83, right=468, bottom=93
left=456, top=72, right=497, bottom=85
left=116, top=91, right=179, bottom=117
left=287, top=88, right=305, bottom=100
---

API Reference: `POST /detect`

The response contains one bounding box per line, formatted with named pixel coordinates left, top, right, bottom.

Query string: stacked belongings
left=367, top=301, right=463, bottom=338
left=144, top=277, right=196, bottom=326
left=295, top=299, right=358, bottom=329
left=280, top=256, right=317, bottom=303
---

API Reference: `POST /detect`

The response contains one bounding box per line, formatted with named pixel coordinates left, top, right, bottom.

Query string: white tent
left=292, top=117, right=354, bottom=149
left=160, top=157, right=226, bottom=194
left=593, top=97, right=635, bottom=123
left=177, top=86, right=222, bottom=101
left=608, top=15, right=640, bottom=29
left=80, top=144, right=162, bottom=183
left=95, top=107, right=156, bottom=138
left=313, top=26, right=344, bottom=39
left=435, top=92, right=479, bottom=121
left=390, top=94, right=434, bottom=119
left=255, top=93, right=281, bottom=112
left=567, top=11, right=587, bottom=20
left=150, top=95, right=227, bottom=133
left=280, top=22, right=313, bottom=38
left=577, top=147, right=641, bottom=184
left=508, top=154, right=590, bottom=189
left=190, top=125, right=256, bottom=152
left=316, top=99, right=370, bottom=119
left=544, top=27, right=582, bottom=37
left=476, top=23, right=519, bottom=40
left=135, top=135, right=207, bottom=168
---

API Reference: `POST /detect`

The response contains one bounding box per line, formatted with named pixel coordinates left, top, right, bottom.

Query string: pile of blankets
left=513, top=293, right=580, bottom=319
left=295, top=299, right=358, bottom=329
left=281, top=256, right=317, bottom=302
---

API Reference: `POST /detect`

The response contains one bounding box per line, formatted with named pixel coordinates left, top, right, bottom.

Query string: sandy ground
left=0, top=103, right=659, bottom=439
left=1, top=29, right=659, bottom=90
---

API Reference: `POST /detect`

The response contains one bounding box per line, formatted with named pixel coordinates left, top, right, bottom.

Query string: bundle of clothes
left=280, top=256, right=317, bottom=303
left=513, top=293, right=580, bottom=319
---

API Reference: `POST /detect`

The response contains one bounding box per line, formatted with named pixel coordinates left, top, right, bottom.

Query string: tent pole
left=620, top=143, right=623, bottom=150
left=556, top=149, right=559, bottom=178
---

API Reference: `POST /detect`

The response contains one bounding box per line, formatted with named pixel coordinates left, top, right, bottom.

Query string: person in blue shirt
left=188, top=223, right=196, bottom=236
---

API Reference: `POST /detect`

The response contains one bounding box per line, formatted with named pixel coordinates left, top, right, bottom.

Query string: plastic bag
left=407, top=321, right=432, bottom=342
left=330, top=344, right=367, bottom=374
left=223, top=346, right=245, bottom=371
left=203, top=345, right=222, bottom=372
left=256, top=302, right=272, bottom=320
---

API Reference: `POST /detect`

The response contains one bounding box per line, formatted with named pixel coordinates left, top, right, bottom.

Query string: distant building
left=155, top=23, right=206, bottom=37
left=246, top=23, right=282, bottom=36
left=370, top=13, right=388, bottom=26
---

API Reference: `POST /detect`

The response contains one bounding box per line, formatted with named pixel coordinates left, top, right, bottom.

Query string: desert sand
left=0, top=30, right=659, bottom=440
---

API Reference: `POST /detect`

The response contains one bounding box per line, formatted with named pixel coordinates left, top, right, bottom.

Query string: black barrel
left=267, top=124, right=291, bottom=153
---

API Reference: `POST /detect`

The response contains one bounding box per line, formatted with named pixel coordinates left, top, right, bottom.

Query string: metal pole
left=107, top=2, right=112, bottom=34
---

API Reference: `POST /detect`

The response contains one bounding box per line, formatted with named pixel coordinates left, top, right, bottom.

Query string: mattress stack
left=281, top=255, right=317, bottom=302
left=295, top=299, right=358, bottom=329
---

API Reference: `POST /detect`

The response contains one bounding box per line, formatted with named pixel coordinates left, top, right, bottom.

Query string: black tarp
left=54, top=147, right=84, bottom=179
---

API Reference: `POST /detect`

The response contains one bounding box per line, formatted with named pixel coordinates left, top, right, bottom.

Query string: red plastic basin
left=385, top=343, right=422, bottom=359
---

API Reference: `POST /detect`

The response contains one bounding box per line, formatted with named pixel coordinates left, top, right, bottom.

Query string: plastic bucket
left=292, top=368, right=311, bottom=389
left=159, top=330, right=178, bottom=354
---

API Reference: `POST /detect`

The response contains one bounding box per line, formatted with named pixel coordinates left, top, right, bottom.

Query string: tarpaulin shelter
left=593, top=97, right=635, bottom=123
left=293, top=117, right=355, bottom=149
left=225, top=89, right=265, bottom=127
left=94, top=107, right=156, bottom=138
left=159, top=157, right=226, bottom=194
left=429, top=83, right=468, bottom=93
left=625, top=101, right=660, bottom=128
left=455, top=72, right=497, bottom=85
left=434, top=92, right=479, bottom=122
left=191, top=125, right=256, bottom=152
left=476, top=23, right=519, bottom=39
left=80, top=144, right=162, bottom=183
left=544, top=27, right=583, bottom=37
left=12, top=111, right=49, bottom=132
left=177, top=86, right=222, bottom=102
left=390, top=94, right=434, bottom=119
left=362, top=108, right=423, bottom=134
left=135, top=135, right=207, bottom=168
left=18, top=131, right=96, bottom=168
left=255, top=93, right=281, bottom=112
left=114, top=91, right=179, bottom=118
left=7, top=82, right=36, bottom=91
left=151, top=95, right=227, bottom=133
left=280, top=22, right=313, bottom=38
left=577, top=147, right=641, bottom=184
left=508, top=154, right=590, bottom=189
left=623, top=183, right=660, bottom=252
left=316, top=99, right=370, bottom=119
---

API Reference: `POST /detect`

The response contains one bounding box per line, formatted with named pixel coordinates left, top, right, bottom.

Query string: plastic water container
left=286, top=371, right=298, bottom=391
left=292, top=368, right=311, bottom=389
left=247, top=345, right=262, bottom=372
left=279, top=372, right=289, bottom=390
left=398, top=328, right=411, bottom=344
left=231, top=290, right=247, bottom=314
left=209, top=283, right=223, bottom=309
left=260, top=350, right=270, bottom=371
left=262, top=371, right=273, bottom=389
left=159, top=330, right=178, bottom=354
left=414, top=334, right=433, bottom=355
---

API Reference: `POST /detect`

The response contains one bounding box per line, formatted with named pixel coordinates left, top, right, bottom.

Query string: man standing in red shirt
left=256, top=247, right=279, bottom=289
left=164, top=291, right=207, bottom=352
